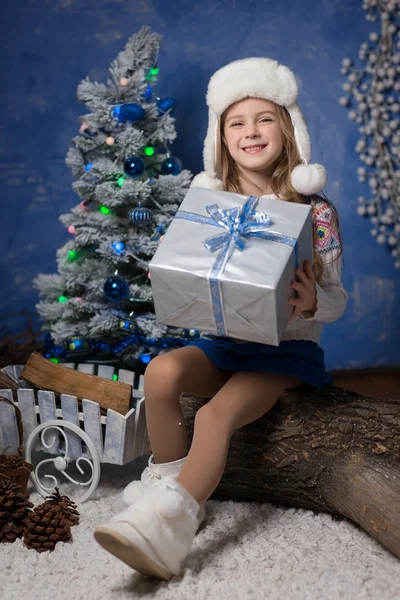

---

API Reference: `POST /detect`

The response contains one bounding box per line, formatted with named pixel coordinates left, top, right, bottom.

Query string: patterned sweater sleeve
left=300, top=200, right=348, bottom=323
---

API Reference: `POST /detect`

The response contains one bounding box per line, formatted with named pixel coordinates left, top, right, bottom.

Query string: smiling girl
left=95, top=57, right=348, bottom=581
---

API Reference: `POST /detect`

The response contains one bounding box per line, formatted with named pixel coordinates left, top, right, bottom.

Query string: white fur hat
left=201, top=57, right=327, bottom=196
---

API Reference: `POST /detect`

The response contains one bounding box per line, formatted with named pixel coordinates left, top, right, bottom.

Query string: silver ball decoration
left=340, top=0, right=400, bottom=265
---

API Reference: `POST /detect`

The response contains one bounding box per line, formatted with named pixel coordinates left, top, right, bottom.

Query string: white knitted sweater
left=191, top=174, right=348, bottom=345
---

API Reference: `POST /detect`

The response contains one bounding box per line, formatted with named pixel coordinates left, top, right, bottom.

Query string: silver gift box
left=149, top=187, right=313, bottom=346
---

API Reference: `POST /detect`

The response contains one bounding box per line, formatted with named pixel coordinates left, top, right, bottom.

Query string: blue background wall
left=1, top=0, right=399, bottom=370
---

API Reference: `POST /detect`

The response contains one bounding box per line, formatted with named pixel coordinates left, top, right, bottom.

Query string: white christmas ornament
left=340, top=0, right=400, bottom=265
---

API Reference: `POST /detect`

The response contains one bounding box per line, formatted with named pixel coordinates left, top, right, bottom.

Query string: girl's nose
left=245, top=125, right=260, bottom=138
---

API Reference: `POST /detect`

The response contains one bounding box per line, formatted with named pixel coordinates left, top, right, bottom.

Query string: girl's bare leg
left=176, top=371, right=303, bottom=505
left=143, top=346, right=234, bottom=464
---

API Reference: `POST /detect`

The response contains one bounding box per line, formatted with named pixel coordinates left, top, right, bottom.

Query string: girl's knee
left=144, top=353, right=185, bottom=397
left=194, top=402, right=232, bottom=433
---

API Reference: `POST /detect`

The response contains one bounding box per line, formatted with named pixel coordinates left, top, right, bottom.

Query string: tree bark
left=180, top=385, right=400, bottom=560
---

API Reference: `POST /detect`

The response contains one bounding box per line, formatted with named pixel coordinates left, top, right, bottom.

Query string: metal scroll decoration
left=25, top=420, right=101, bottom=503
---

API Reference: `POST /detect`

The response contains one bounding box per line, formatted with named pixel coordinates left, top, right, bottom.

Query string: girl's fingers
left=291, top=281, right=308, bottom=297
left=304, top=260, right=315, bottom=279
left=289, top=305, right=301, bottom=321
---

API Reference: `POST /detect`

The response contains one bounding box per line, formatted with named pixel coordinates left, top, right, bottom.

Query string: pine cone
left=0, top=479, right=33, bottom=543
left=23, top=503, right=71, bottom=552
left=43, top=488, right=80, bottom=527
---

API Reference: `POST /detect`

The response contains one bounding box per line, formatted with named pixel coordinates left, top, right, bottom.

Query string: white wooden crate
left=0, top=363, right=150, bottom=465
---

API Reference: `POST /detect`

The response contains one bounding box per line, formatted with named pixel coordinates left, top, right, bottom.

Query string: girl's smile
left=242, top=144, right=267, bottom=154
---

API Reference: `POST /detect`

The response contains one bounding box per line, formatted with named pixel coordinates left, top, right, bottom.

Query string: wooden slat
left=121, top=408, right=137, bottom=464
left=133, top=396, right=147, bottom=459
left=2, top=365, right=24, bottom=382
left=17, top=389, right=38, bottom=443
left=77, top=363, right=94, bottom=375
left=81, top=399, right=103, bottom=461
left=103, top=409, right=125, bottom=464
left=117, top=369, right=134, bottom=387
left=138, top=374, right=145, bottom=393
left=37, top=391, right=59, bottom=454
left=21, top=353, right=131, bottom=415
left=97, top=365, right=115, bottom=380
left=60, top=394, right=82, bottom=459
left=0, top=390, right=19, bottom=449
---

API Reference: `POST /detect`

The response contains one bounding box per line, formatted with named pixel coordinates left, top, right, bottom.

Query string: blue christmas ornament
left=85, top=163, right=92, bottom=172
left=112, top=103, right=145, bottom=123
left=118, top=317, right=138, bottom=335
left=124, top=156, right=145, bottom=178
left=186, top=329, right=199, bottom=338
left=65, top=336, right=91, bottom=356
left=157, top=97, right=177, bottom=116
left=104, top=275, right=129, bottom=301
left=128, top=206, right=152, bottom=224
left=161, top=156, right=182, bottom=176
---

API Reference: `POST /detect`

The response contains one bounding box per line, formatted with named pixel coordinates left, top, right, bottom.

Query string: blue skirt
left=188, top=336, right=333, bottom=389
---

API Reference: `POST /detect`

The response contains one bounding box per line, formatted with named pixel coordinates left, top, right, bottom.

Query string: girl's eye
left=230, top=118, right=273, bottom=127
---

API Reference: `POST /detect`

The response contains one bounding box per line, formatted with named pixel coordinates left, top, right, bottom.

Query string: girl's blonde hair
left=220, top=103, right=343, bottom=283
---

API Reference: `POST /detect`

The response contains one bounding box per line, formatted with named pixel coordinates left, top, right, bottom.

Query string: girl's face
left=222, top=98, right=284, bottom=174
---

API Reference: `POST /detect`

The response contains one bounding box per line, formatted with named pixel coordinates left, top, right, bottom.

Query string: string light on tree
left=68, top=249, right=79, bottom=261
left=143, top=84, right=153, bottom=100
left=140, top=351, right=153, bottom=364
left=111, top=241, right=125, bottom=254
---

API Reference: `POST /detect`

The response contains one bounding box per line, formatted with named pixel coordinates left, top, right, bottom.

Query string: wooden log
left=21, top=352, right=131, bottom=415
left=179, top=385, right=400, bottom=560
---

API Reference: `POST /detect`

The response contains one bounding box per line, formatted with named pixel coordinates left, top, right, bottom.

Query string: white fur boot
left=122, top=454, right=206, bottom=527
left=94, top=477, right=199, bottom=580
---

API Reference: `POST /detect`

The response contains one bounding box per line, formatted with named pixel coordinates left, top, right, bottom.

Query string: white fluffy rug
left=2, top=456, right=400, bottom=600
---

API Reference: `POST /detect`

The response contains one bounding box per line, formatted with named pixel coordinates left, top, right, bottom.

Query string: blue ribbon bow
left=174, top=196, right=298, bottom=337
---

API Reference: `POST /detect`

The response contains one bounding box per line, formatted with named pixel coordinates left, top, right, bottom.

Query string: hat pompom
left=291, top=163, right=327, bottom=195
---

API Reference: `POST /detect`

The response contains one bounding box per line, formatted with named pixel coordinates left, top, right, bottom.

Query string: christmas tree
left=34, top=26, right=199, bottom=372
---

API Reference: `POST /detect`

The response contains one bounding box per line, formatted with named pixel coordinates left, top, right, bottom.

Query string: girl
left=94, top=57, right=348, bottom=580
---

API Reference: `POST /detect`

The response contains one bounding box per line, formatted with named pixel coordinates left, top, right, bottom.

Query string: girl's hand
left=158, top=235, right=165, bottom=245
left=288, top=260, right=317, bottom=322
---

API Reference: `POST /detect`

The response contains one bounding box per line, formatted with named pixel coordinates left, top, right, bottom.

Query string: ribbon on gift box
left=175, top=196, right=298, bottom=336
